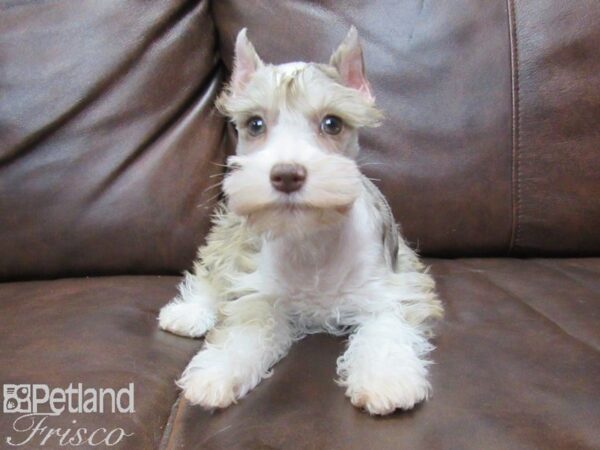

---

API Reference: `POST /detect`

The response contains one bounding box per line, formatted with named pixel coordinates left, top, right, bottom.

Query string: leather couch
left=1, top=1, right=598, bottom=449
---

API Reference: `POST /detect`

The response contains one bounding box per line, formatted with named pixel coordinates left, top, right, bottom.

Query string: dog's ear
left=329, top=26, right=374, bottom=102
left=231, top=28, right=263, bottom=91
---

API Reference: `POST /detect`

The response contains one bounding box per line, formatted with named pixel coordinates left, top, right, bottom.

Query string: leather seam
left=158, top=393, right=186, bottom=450
left=531, top=259, right=600, bottom=295
left=458, top=260, right=600, bottom=353
left=507, top=0, right=522, bottom=254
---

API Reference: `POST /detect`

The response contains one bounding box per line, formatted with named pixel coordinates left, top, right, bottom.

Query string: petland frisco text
left=3, top=383, right=135, bottom=447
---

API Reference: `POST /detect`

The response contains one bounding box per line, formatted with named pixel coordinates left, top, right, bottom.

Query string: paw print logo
left=5, top=399, right=16, bottom=411
left=3, top=385, right=31, bottom=413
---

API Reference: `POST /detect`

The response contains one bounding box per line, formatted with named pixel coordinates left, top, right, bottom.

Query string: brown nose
left=270, top=163, right=307, bottom=193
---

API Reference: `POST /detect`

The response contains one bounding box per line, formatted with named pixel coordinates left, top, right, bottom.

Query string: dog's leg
left=158, top=271, right=220, bottom=338
left=178, top=293, right=292, bottom=409
left=337, top=314, right=434, bottom=415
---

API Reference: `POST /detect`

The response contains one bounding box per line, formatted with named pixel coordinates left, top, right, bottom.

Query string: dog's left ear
left=329, top=26, right=374, bottom=102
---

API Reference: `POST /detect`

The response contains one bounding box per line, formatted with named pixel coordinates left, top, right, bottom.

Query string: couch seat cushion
left=162, top=258, right=600, bottom=450
left=0, top=276, right=199, bottom=449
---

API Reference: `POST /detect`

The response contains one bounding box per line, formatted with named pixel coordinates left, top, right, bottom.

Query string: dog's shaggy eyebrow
left=317, top=96, right=383, bottom=128
left=286, top=67, right=383, bottom=128
left=215, top=89, right=267, bottom=120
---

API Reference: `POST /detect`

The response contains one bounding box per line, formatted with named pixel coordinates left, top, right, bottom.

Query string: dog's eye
left=246, top=116, right=266, bottom=137
left=320, top=115, right=343, bottom=135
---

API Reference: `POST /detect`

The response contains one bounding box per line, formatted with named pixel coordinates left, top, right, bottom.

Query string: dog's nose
left=270, top=163, right=307, bottom=193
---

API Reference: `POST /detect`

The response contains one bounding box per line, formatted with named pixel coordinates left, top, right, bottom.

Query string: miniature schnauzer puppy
left=159, top=27, right=443, bottom=415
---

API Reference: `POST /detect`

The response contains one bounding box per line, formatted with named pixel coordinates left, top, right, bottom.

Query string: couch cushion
left=213, top=0, right=600, bottom=257
left=0, top=276, right=200, bottom=449
left=0, top=0, right=228, bottom=280
left=507, top=0, right=600, bottom=255
left=213, top=0, right=513, bottom=257
left=161, top=258, right=600, bottom=450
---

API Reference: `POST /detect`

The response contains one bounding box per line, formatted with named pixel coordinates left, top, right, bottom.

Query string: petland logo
left=3, top=383, right=135, bottom=447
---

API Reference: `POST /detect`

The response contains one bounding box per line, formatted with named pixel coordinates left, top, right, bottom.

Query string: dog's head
left=218, top=27, right=382, bottom=236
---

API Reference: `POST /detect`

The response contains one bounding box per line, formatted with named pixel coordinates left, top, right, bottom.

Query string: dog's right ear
left=231, top=28, right=263, bottom=91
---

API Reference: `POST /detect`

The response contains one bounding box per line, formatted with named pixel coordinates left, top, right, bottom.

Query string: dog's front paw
left=178, top=368, right=238, bottom=409
left=158, top=301, right=216, bottom=338
left=344, top=371, right=431, bottom=415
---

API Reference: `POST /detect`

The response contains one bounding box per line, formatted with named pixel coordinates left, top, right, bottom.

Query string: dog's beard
left=245, top=205, right=350, bottom=238
left=223, top=153, right=362, bottom=237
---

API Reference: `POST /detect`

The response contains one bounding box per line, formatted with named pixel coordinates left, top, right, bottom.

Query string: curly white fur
left=159, top=27, right=443, bottom=416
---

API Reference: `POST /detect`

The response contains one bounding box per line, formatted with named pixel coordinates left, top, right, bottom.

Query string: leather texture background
left=0, top=0, right=228, bottom=280
left=2, top=1, right=600, bottom=280
left=0, top=276, right=201, bottom=449
left=508, top=0, right=600, bottom=255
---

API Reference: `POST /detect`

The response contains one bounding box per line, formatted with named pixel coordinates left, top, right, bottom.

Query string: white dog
left=159, top=27, right=443, bottom=416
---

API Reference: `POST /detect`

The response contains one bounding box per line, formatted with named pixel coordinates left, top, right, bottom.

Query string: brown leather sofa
left=1, top=1, right=599, bottom=449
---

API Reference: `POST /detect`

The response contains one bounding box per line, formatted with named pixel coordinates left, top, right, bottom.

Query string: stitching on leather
left=507, top=0, right=522, bottom=254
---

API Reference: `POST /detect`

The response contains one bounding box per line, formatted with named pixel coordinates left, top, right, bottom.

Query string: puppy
left=159, top=27, right=443, bottom=415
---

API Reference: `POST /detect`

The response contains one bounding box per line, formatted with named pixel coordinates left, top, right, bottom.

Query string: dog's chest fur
left=255, top=195, right=386, bottom=330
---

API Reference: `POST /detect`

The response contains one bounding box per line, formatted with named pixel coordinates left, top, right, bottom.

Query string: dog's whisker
left=358, top=162, right=386, bottom=168
left=202, top=181, right=225, bottom=193
left=197, top=191, right=223, bottom=209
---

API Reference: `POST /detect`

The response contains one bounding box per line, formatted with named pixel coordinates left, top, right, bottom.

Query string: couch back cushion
left=0, top=0, right=228, bottom=280
left=214, top=0, right=600, bottom=257
left=2, top=1, right=600, bottom=281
